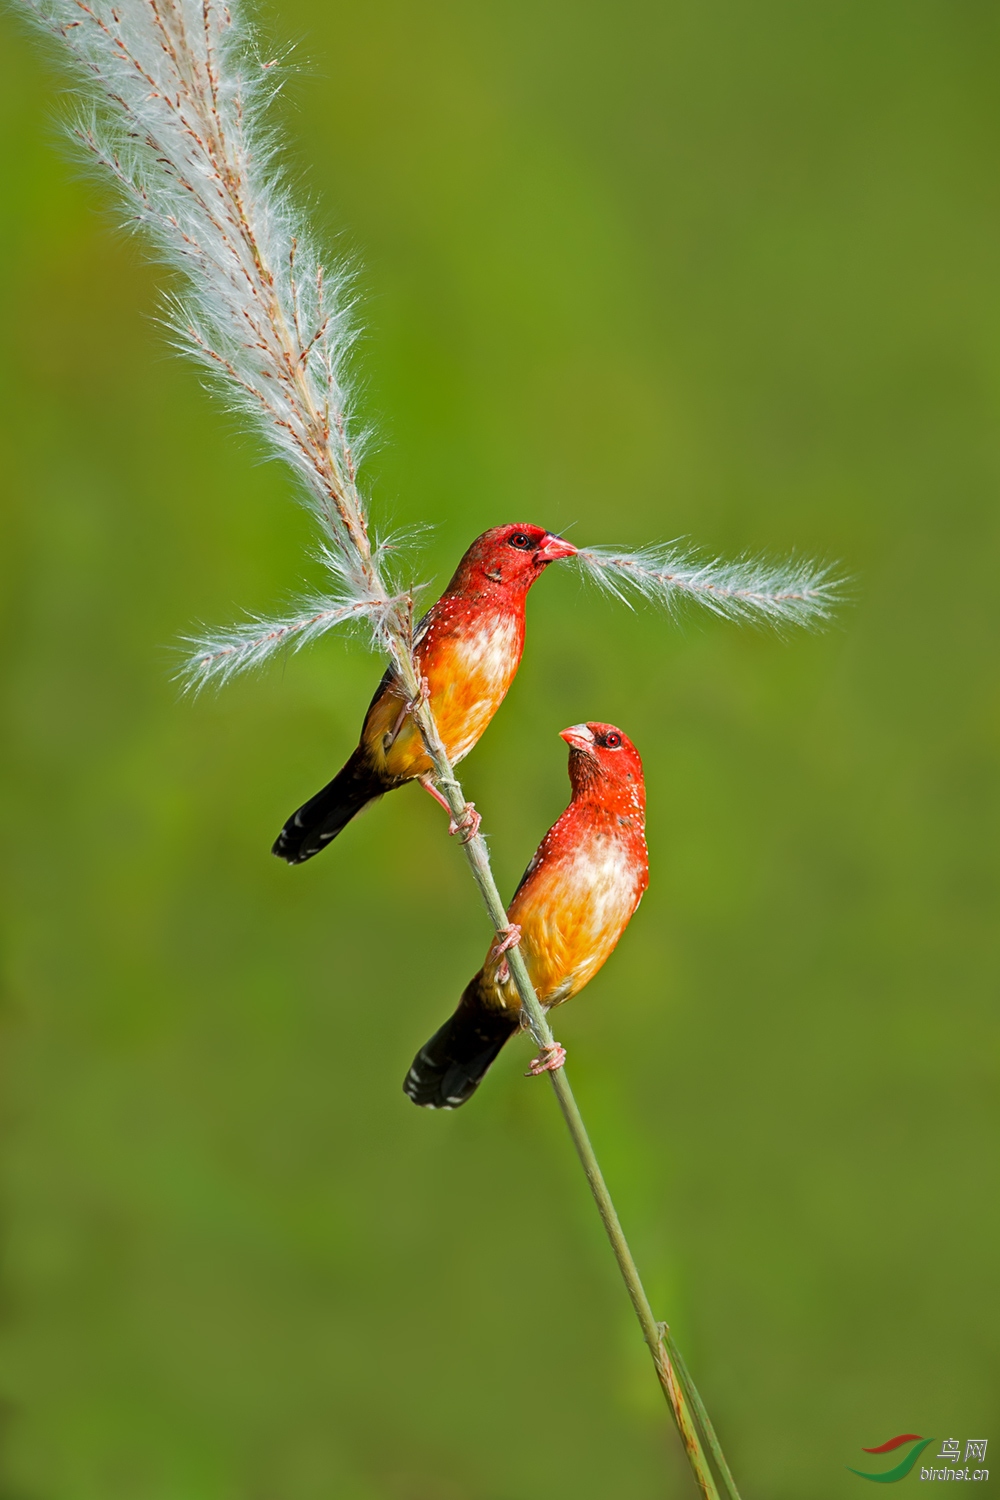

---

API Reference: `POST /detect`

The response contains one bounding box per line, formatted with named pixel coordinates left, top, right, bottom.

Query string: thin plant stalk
left=387, top=641, right=732, bottom=1500
left=664, top=1330, right=743, bottom=1500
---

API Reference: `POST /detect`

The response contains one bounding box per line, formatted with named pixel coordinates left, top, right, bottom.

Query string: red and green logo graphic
left=848, top=1434, right=934, bottom=1483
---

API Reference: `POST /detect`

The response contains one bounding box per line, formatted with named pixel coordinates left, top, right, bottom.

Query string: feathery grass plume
left=577, top=542, right=843, bottom=628
left=21, top=0, right=394, bottom=636
left=179, top=536, right=419, bottom=690
left=17, top=1, right=746, bottom=1492
left=182, top=594, right=391, bottom=691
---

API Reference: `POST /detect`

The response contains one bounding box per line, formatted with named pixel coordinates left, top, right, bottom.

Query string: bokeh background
left=1, top=1, right=999, bottom=1496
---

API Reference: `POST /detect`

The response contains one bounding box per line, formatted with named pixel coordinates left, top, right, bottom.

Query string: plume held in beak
left=536, top=534, right=578, bottom=563
left=575, top=542, right=843, bottom=628
left=560, top=724, right=597, bottom=753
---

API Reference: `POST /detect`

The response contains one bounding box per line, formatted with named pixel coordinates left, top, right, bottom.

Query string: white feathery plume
left=18, top=0, right=843, bottom=689
left=20, top=0, right=400, bottom=684
left=179, top=534, right=419, bottom=689
left=181, top=592, right=406, bottom=691
left=575, top=543, right=843, bottom=629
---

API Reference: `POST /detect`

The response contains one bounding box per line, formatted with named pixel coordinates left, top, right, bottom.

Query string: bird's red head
left=445, top=524, right=577, bottom=598
left=559, top=722, right=645, bottom=817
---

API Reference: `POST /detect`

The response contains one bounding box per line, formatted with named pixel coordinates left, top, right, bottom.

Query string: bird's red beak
left=560, top=723, right=596, bottom=755
left=535, top=532, right=577, bottom=563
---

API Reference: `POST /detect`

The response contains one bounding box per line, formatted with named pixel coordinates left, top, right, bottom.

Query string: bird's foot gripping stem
left=447, top=802, right=481, bottom=843
left=489, top=923, right=521, bottom=984
left=418, top=777, right=482, bottom=844
left=407, top=676, right=431, bottom=715
left=525, top=1042, right=567, bottom=1077
left=387, top=678, right=431, bottom=750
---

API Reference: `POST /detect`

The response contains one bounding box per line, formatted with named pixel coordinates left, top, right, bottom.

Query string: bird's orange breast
left=483, top=809, right=648, bottom=1014
left=362, top=606, right=525, bottom=781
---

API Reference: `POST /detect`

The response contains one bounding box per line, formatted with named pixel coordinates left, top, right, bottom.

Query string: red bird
left=405, top=722, right=649, bottom=1109
left=273, top=524, right=576, bottom=863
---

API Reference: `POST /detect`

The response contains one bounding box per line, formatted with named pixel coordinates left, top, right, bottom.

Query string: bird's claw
left=491, top=923, right=521, bottom=958
left=448, top=802, right=481, bottom=843
left=490, top=923, right=521, bottom=984
left=405, top=676, right=431, bottom=715
left=525, top=1042, right=566, bottom=1077
left=388, top=679, right=431, bottom=749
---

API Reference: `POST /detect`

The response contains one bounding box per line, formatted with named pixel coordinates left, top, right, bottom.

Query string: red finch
left=272, top=524, right=576, bottom=863
left=405, top=722, right=649, bottom=1109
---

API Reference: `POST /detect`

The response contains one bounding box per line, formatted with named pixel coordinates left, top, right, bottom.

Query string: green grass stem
left=389, top=641, right=740, bottom=1499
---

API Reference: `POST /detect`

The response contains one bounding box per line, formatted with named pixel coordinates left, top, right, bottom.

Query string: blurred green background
left=1, top=0, right=998, bottom=1496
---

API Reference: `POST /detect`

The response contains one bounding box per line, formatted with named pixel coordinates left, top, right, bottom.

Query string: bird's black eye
left=508, top=532, right=533, bottom=550
left=602, top=731, right=623, bottom=749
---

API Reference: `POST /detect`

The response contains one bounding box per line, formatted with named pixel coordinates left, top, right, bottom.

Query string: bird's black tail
left=404, top=978, right=518, bottom=1109
left=272, top=747, right=386, bottom=865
